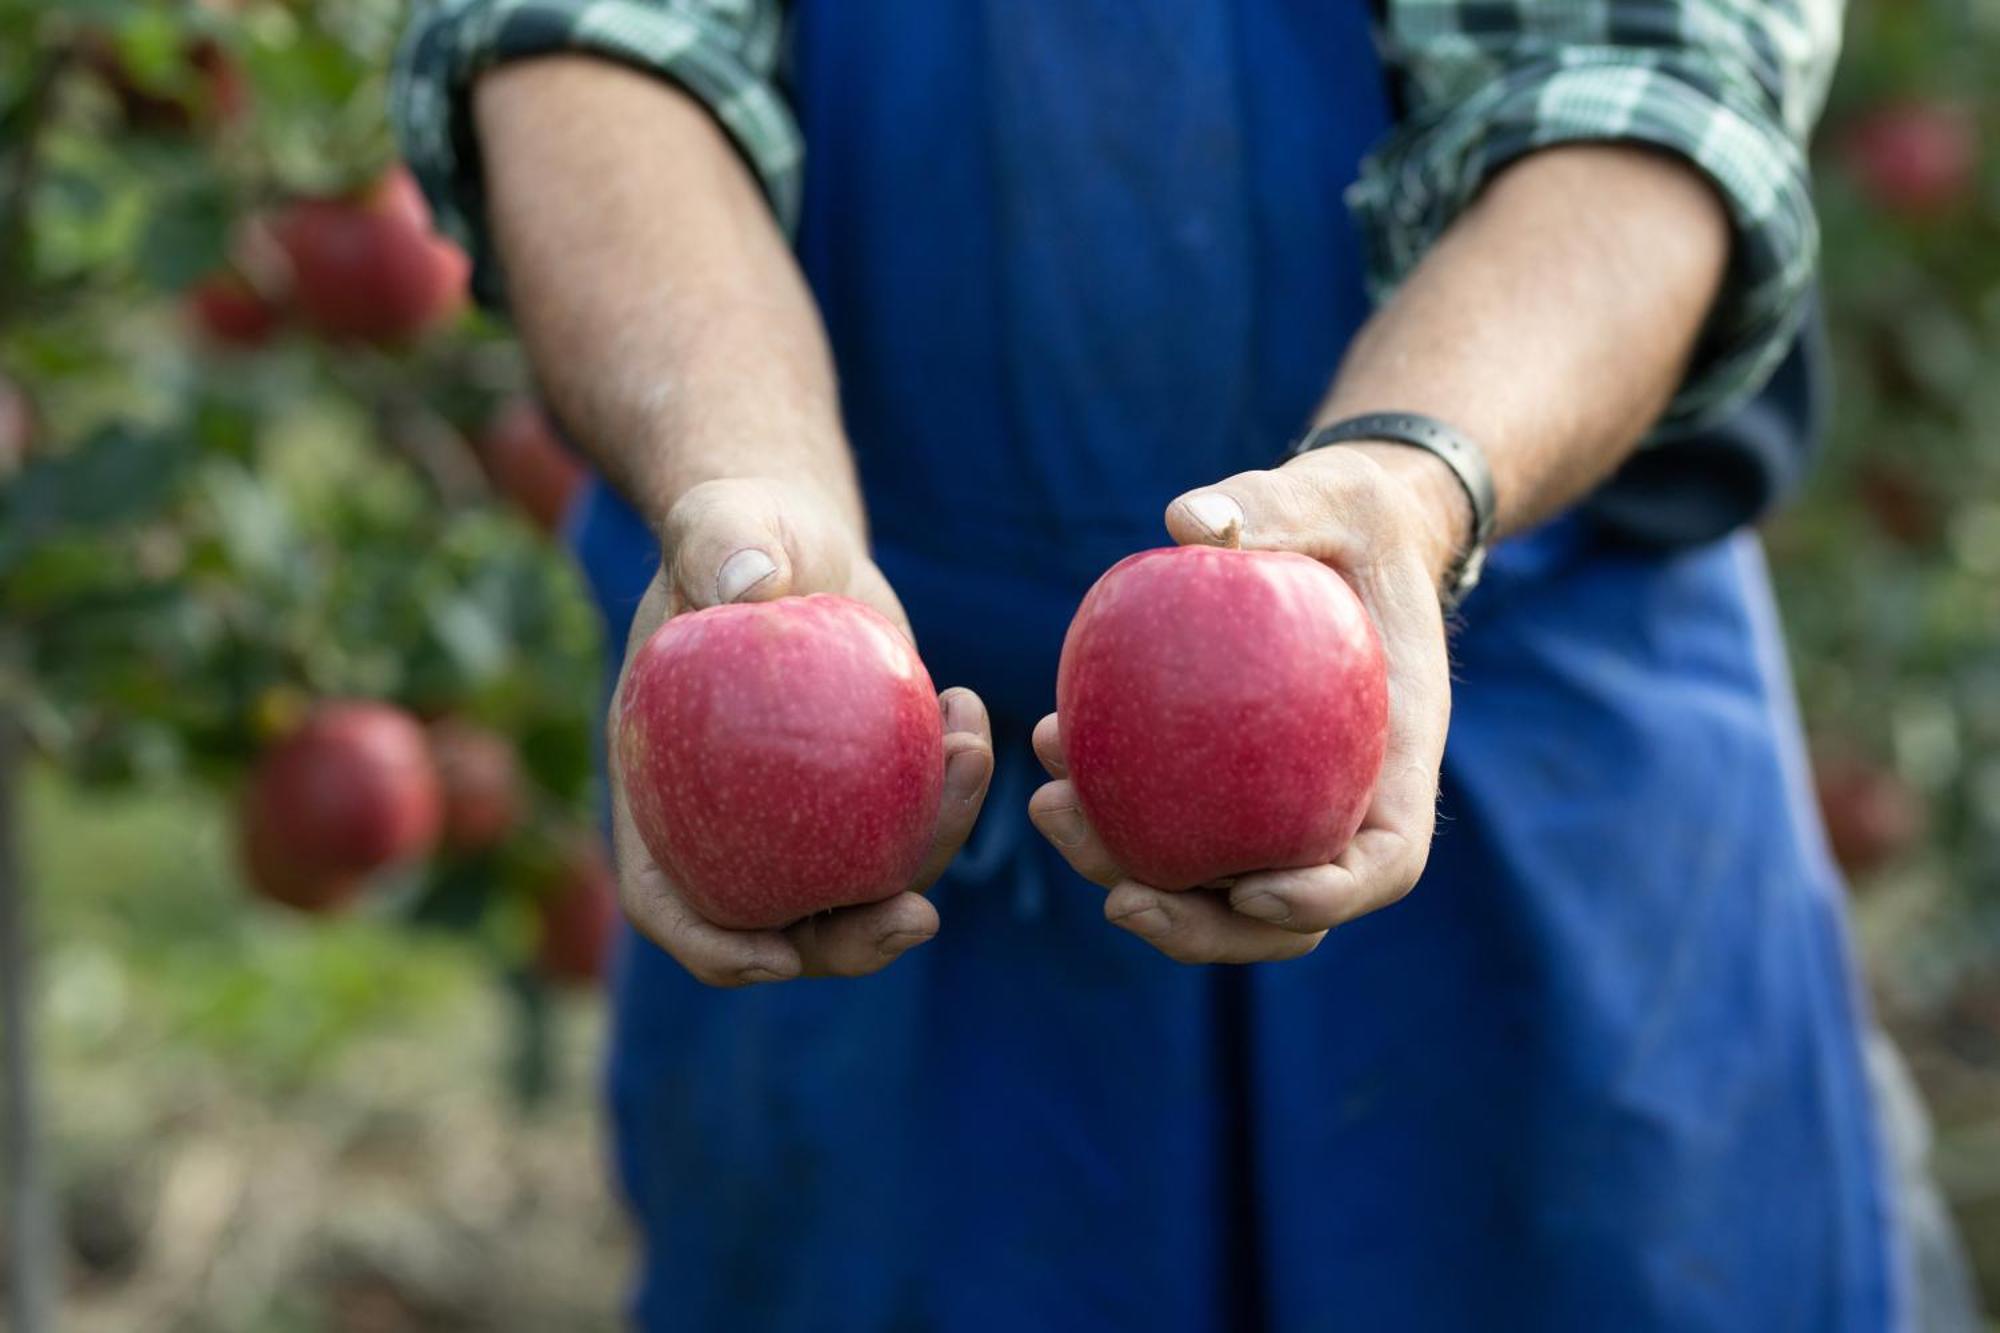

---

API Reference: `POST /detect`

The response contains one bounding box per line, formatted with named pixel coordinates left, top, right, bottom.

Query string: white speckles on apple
left=1056, top=546, right=1387, bottom=890
left=619, top=594, right=944, bottom=929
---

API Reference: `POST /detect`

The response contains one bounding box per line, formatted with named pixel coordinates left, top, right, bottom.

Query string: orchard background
left=0, top=0, right=1996, bottom=1328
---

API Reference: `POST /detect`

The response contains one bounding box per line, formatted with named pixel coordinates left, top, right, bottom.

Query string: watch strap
left=1289, top=412, right=1496, bottom=606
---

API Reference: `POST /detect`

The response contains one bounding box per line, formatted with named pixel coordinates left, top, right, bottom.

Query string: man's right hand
left=608, top=478, right=996, bottom=987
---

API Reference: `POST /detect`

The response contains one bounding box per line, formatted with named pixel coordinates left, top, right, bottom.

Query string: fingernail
left=1230, top=890, right=1290, bottom=924
left=876, top=929, right=931, bottom=958
left=1042, top=804, right=1089, bottom=848
left=738, top=965, right=789, bottom=984
left=941, top=689, right=980, bottom=735
left=1182, top=493, right=1244, bottom=544
left=715, top=548, right=778, bottom=603
left=1112, top=905, right=1172, bottom=939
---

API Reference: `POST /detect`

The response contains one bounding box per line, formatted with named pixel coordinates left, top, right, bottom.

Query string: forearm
left=473, top=56, right=862, bottom=537
left=1312, top=145, right=1732, bottom=581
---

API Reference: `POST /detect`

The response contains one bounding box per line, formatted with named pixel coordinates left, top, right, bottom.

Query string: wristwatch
left=1288, top=412, right=1496, bottom=608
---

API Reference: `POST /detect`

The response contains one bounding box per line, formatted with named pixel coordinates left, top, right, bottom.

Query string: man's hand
left=1027, top=447, right=1458, bottom=963
left=609, top=478, right=995, bottom=986
left=1024, top=144, right=1729, bottom=964
left=475, top=63, right=1001, bottom=985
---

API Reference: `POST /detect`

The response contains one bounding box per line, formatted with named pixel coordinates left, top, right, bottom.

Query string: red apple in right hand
left=1056, top=545, right=1388, bottom=891
left=616, top=594, right=945, bottom=930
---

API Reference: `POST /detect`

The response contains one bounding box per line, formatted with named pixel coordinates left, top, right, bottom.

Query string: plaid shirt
left=392, top=0, right=1840, bottom=430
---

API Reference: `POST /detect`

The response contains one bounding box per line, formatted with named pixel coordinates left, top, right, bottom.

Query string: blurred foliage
left=0, top=0, right=605, bottom=1053
left=1778, top=0, right=2000, bottom=1000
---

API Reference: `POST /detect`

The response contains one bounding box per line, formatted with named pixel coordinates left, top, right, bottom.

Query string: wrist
left=637, top=424, right=868, bottom=551
left=1282, top=443, right=1474, bottom=592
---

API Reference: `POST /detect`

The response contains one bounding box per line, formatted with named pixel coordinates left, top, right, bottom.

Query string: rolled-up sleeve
left=1353, top=0, right=1844, bottom=429
left=390, top=0, right=799, bottom=307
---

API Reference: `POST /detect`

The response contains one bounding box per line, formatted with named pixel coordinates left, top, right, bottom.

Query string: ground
left=21, top=770, right=629, bottom=1332
left=19, top=768, right=2000, bottom=1328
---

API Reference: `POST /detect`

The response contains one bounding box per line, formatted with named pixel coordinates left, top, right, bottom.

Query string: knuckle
left=1164, top=931, right=1219, bottom=966
left=682, top=957, right=741, bottom=989
left=1287, top=931, right=1327, bottom=960
left=1388, top=845, right=1429, bottom=903
left=1384, top=866, right=1422, bottom=905
left=820, top=951, right=878, bottom=980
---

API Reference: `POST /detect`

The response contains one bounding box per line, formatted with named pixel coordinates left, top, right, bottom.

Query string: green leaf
left=134, top=181, right=229, bottom=290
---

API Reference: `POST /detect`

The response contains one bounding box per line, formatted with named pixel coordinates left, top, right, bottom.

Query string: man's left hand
left=1027, top=445, right=1461, bottom=963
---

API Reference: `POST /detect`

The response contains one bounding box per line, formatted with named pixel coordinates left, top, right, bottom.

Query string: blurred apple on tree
left=534, top=838, right=619, bottom=986
left=81, top=31, right=248, bottom=136
left=1814, top=752, right=1926, bottom=878
left=272, top=169, right=470, bottom=345
left=430, top=718, right=525, bottom=854
left=475, top=399, right=587, bottom=535
left=185, top=269, right=283, bottom=348
left=1838, top=100, right=1979, bottom=218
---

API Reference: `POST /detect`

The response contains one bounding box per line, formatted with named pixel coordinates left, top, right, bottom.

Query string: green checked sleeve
left=390, top=0, right=798, bottom=307
left=1357, top=0, right=1844, bottom=428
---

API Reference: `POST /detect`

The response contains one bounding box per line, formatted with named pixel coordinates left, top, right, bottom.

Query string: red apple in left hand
left=1056, top=545, right=1388, bottom=890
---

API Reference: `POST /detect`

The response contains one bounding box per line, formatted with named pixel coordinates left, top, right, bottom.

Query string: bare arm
left=476, top=56, right=995, bottom=986
left=1032, top=145, right=1731, bottom=963
left=1313, top=145, right=1732, bottom=574
left=476, top=55, right=860, bottom=539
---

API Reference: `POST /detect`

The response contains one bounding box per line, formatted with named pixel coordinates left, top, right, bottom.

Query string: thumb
left=661, top=479, right=800, bottom=613
left=1164, top=469, right=1326, bottom=556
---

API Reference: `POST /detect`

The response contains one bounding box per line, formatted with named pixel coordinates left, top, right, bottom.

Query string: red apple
left=1856, top=460, right=1940, bottom=549
left=535, top=838, right=619, bottom=985
left=617, top=595, right=944, bottom=930
left=475, top=399, right=586, bottom=535
left=272, top=168, right=470, bottom=345
left=1814, top=753, right=1924, bottom=876
left=1056, top=546, right=1388, bottom=890
left=238, top=796, right=363, bottom=913
left=429, top=719, right=524, bottom=853
left=242, top=701, right=443, bottom=888
left=186, top=270, right=284, bottom=348
left=1839, top=101, right=1979, bottom=218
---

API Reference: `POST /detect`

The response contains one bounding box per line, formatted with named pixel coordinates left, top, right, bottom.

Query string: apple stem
left=1218, top=515, right=1242, bottom=550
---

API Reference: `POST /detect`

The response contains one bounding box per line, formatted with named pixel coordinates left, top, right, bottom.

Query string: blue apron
left=567, top=4, right=1898, bottom=1328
